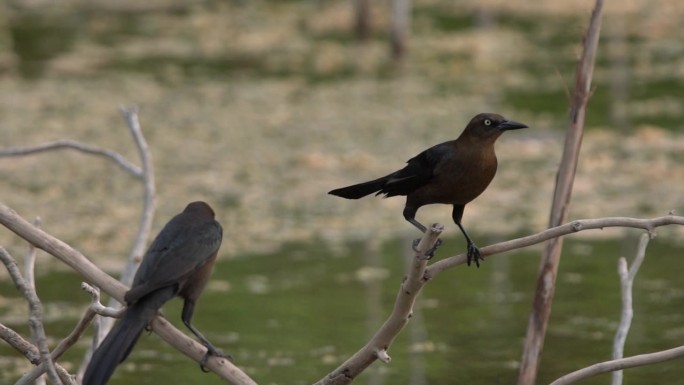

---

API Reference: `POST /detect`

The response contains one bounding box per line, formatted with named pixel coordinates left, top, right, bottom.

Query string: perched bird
left=83, top=201, right=227, bottom=385
left=329, top=113, right=527, bottom=266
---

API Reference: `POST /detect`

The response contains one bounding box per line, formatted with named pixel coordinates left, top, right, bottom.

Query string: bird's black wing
left=379, top=141, right=453, bottom=197
left=125, top=218, right=223, bottom=304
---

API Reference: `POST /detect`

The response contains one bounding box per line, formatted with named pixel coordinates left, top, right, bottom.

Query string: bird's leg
left=181, top=301, right=232, bottom=372
left=452, top=205, right=483, bottom=267
left=404, top=206, right=442, bottom=259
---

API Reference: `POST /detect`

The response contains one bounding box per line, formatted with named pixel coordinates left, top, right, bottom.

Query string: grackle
left=329, top=113, right=527, bottom=266
left=83, top=201, right=228, bottom=385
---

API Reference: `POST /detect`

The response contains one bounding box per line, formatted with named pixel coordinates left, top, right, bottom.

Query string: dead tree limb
left=517, top=1, right=605, bottom=383
left=314, top=224, right=443, bottom=385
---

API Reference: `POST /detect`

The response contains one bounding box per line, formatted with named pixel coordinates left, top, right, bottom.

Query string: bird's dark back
left=128, top=202, right=222, bottom=302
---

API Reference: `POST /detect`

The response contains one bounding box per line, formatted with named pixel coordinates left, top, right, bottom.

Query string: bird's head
left=461, top=113, right=528, bottom=142
left=184, top=201, right=216, bottom=218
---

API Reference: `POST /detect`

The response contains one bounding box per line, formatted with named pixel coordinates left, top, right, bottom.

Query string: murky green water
left=1, top=234, right=682, bottom=384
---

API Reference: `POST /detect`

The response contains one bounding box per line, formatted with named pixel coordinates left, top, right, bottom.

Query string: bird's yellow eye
left=484, top=119, right=492, bottom=126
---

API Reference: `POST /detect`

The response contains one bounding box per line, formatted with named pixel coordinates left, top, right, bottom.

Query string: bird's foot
left=412, top=238, right=443, bottom=260
left=466, top=243, right=484, bottom=267
left=199, top=346, right=233, bottom=372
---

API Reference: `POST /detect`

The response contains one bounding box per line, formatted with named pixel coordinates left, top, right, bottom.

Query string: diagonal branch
left=0, top=203, right=257, bottom=385
left=314, top=224, right=443, bottom=385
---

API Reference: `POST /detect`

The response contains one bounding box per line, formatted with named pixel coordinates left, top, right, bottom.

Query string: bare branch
left=17, top=283, right=121, bottom=385
left=0, top=247, right=61, bottom=384
left=314, top=224, right=443, bottom=385
left=0, top=203, right=257, bottom=385
left=0, top=323, right=76, bottom=385
left=550, top=345, right=684, bottom=385
left=118, top=106, right=156, bottom=287
left=0, top=322, right=40, bottom=363
left=0, top=139, right=143, bottom=178
left=518, top=1, right=605, bottom=383
left=612, top=233, right=649, bottom=385
left=23, top=217, right=46, bottom=385
left=80, top=106, right=157, bottom=378
left=425, top=215, right=681, bottom=279
left=24, top=217, right=41, bottom=297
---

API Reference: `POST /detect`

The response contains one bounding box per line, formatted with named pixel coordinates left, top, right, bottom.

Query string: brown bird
left=83, top=201, right=227, bottom=385
left=329, top=113, right=527, bottom=266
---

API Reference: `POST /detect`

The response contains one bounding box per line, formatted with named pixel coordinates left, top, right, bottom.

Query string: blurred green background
left=0, top=0, right=683, bottom=384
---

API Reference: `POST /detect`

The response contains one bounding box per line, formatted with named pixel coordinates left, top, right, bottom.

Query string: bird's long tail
left=83, top=287, right=176, bottom=385
left=328, top=176, right=389, bottom=199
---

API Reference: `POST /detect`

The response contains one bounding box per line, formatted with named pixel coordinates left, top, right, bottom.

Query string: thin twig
left=0, top=139, right=143, bottom=178
left=0, top=247, right=62, bottom=384
left=314, top=224, right=443, bottom=385
left=24, top=217, right=44, bottom=385
left=550, top=345, right=684, bottom=385
left=24, top=217, right=41, bottom=298
left=82, top=282, right=126, bottom=318
left=611, top=233, right=650, bottom=385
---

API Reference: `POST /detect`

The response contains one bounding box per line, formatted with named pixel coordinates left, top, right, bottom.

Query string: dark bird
left=83, top=201, right=227, bottom=385
left=329, top=113, right=527, bottom=266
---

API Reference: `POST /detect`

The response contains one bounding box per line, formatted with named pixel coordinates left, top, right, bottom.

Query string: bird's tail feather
left=328, top=176, right=388, bottom=199
left=82, top=287, right=175, bottom=385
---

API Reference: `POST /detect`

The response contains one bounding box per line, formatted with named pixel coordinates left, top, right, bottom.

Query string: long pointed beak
left=498, top=120, right=528, bottom=131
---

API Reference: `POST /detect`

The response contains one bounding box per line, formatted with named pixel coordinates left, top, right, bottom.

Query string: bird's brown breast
left=408, top=144, right=498, bottom=206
